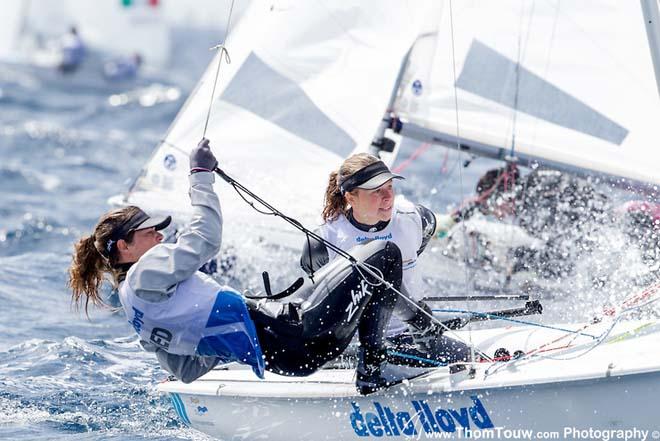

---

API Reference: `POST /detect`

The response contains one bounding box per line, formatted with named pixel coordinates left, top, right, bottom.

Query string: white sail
left=121, top=0, right=435, bottom=246
left=396, top=0, right=660, bottom=187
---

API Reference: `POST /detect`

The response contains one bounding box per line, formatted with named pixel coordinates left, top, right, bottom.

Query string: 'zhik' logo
left=346, top=279, right=371, bottom=322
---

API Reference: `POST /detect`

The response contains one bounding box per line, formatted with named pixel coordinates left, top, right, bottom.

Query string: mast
left=368, top=44, right=414, bottom=156
left=369, top=29, right=441, bottom=157
left=640, top=0, right=660, bottom=97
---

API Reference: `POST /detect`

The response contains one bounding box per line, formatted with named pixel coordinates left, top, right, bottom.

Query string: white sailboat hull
left=159, top=319, right=660, bottom=439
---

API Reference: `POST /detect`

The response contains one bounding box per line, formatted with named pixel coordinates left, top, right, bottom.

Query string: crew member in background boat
left=103, top=53, right=143, bottom=82
left=68, top=139, right=416, bottom=395
left=619, top=200, right=660, bottom=265
left=437, top=164, right=612, bottom=278
left=58, top=26, right=86, bottom=74
left=301, top=153, right=471, bottom=368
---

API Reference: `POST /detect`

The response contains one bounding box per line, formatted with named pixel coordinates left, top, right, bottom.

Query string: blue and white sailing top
left=300, top=196, right=437, bottom=334
left=321, top=197, right=424, bottom=290
left=118, top=171, right=264, bottom=380
left=302, top=196, right=437, bottom=299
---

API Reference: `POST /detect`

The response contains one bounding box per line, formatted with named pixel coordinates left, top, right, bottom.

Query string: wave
left=0, top=216, right=74, bottom=257
left=0, top=336, right=210, bottom=438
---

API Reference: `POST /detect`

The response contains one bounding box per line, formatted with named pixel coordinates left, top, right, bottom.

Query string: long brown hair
left=68, top=206, right=141, bottom=316
left=322, top=153, right=379, bottom=222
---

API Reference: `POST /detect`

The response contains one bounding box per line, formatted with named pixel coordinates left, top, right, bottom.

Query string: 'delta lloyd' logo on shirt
left=349, top=396, right=494, bottom=437
left=355, top=232, right=393, bottom=243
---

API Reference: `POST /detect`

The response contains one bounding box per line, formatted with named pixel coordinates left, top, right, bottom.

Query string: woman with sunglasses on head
left=68, top=139, right=417, bottom=395
left=301, top=153, right=471, bottom=369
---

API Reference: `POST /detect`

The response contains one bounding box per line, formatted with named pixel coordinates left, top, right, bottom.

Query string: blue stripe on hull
left=169, top=392, right=191, bottom=426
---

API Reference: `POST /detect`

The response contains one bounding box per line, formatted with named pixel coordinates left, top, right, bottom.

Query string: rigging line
left=216, top=168, right=357, bottom=263
left=488, top=316, right=656, bottom=378
left=432, top=308, right=598, bottom=339
left=538, top=0, right=648, bottom=95
left=509, top=0, right=536, bottom=158
left=529, top=0, right=560, bottom=148
left=433, top=150, right=461, bottom=194
left=391, top=143, right=431, bottom=173
left=202, top=0, right=237, bottom=139
left=387, top=350, right=446, bottom=367
left=484, top=291, right=660, bottom=378
left=474, top=284, right=660, bottom=378
left=509, top=2, right=524, bottom=158
left=502, top=2, right=536, bottom=279
left=158, top=139, right=189, bottom=155
left=448, top=0, right=477, bottom=366
left=354, top=261, right=385, bottom=288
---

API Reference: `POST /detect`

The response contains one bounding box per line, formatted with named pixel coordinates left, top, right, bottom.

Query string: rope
left=391, top=143, right=431, bottom=173
left=483, top=282, right=660, bottom=378
left=354, top=261, right=386, bottom=288
left=202, top=0, right=237, bottom=139
left=485, top=300, right=659, bottom=378
left=432, top=308, right=598, bottom=339
left=529, top=0, right=560, bottom=147
left=448, top=0, right=477, bottom=367
left=387, top=350, right=446, bottom=367
left=499, top=3, right=536, bottom=264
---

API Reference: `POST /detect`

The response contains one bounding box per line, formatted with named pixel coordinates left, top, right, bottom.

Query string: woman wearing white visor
left=301, top=153, right=471, bottom=370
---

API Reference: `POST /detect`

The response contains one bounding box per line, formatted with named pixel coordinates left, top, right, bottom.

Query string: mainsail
left=120, top=0, right=435, bottom=246
left=395, top=0, right=660, bottom=187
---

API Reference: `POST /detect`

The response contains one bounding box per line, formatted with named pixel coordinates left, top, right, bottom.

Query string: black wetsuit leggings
left=247, top=240, right=402, bottom=376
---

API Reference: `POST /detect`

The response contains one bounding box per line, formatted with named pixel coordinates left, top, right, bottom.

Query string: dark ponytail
left=68, top=234, right=111, bottom=316
left=67, top=206, right=141, bottom=316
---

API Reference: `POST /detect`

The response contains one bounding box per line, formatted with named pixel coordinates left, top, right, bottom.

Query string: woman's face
left=346, top=180, right=395, bottom=225
left=117, top=227, right=163, bottom=263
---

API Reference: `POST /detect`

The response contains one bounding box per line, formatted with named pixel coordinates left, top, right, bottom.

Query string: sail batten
left=222, top=52, right=356, bottom=157
left=456, top=41, right=629, bottom=146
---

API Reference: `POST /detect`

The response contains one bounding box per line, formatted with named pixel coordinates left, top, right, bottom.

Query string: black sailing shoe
left=410, top=323, right=444, bottom=354
left=356, top=348, right=389, bottom=395
left=356, top=361, right=390, bottom=395
left=356, top=349, right=432, bottom=395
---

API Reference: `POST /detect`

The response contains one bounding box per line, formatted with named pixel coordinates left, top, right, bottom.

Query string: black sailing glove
left=190, top=138, right=218, bottom=173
